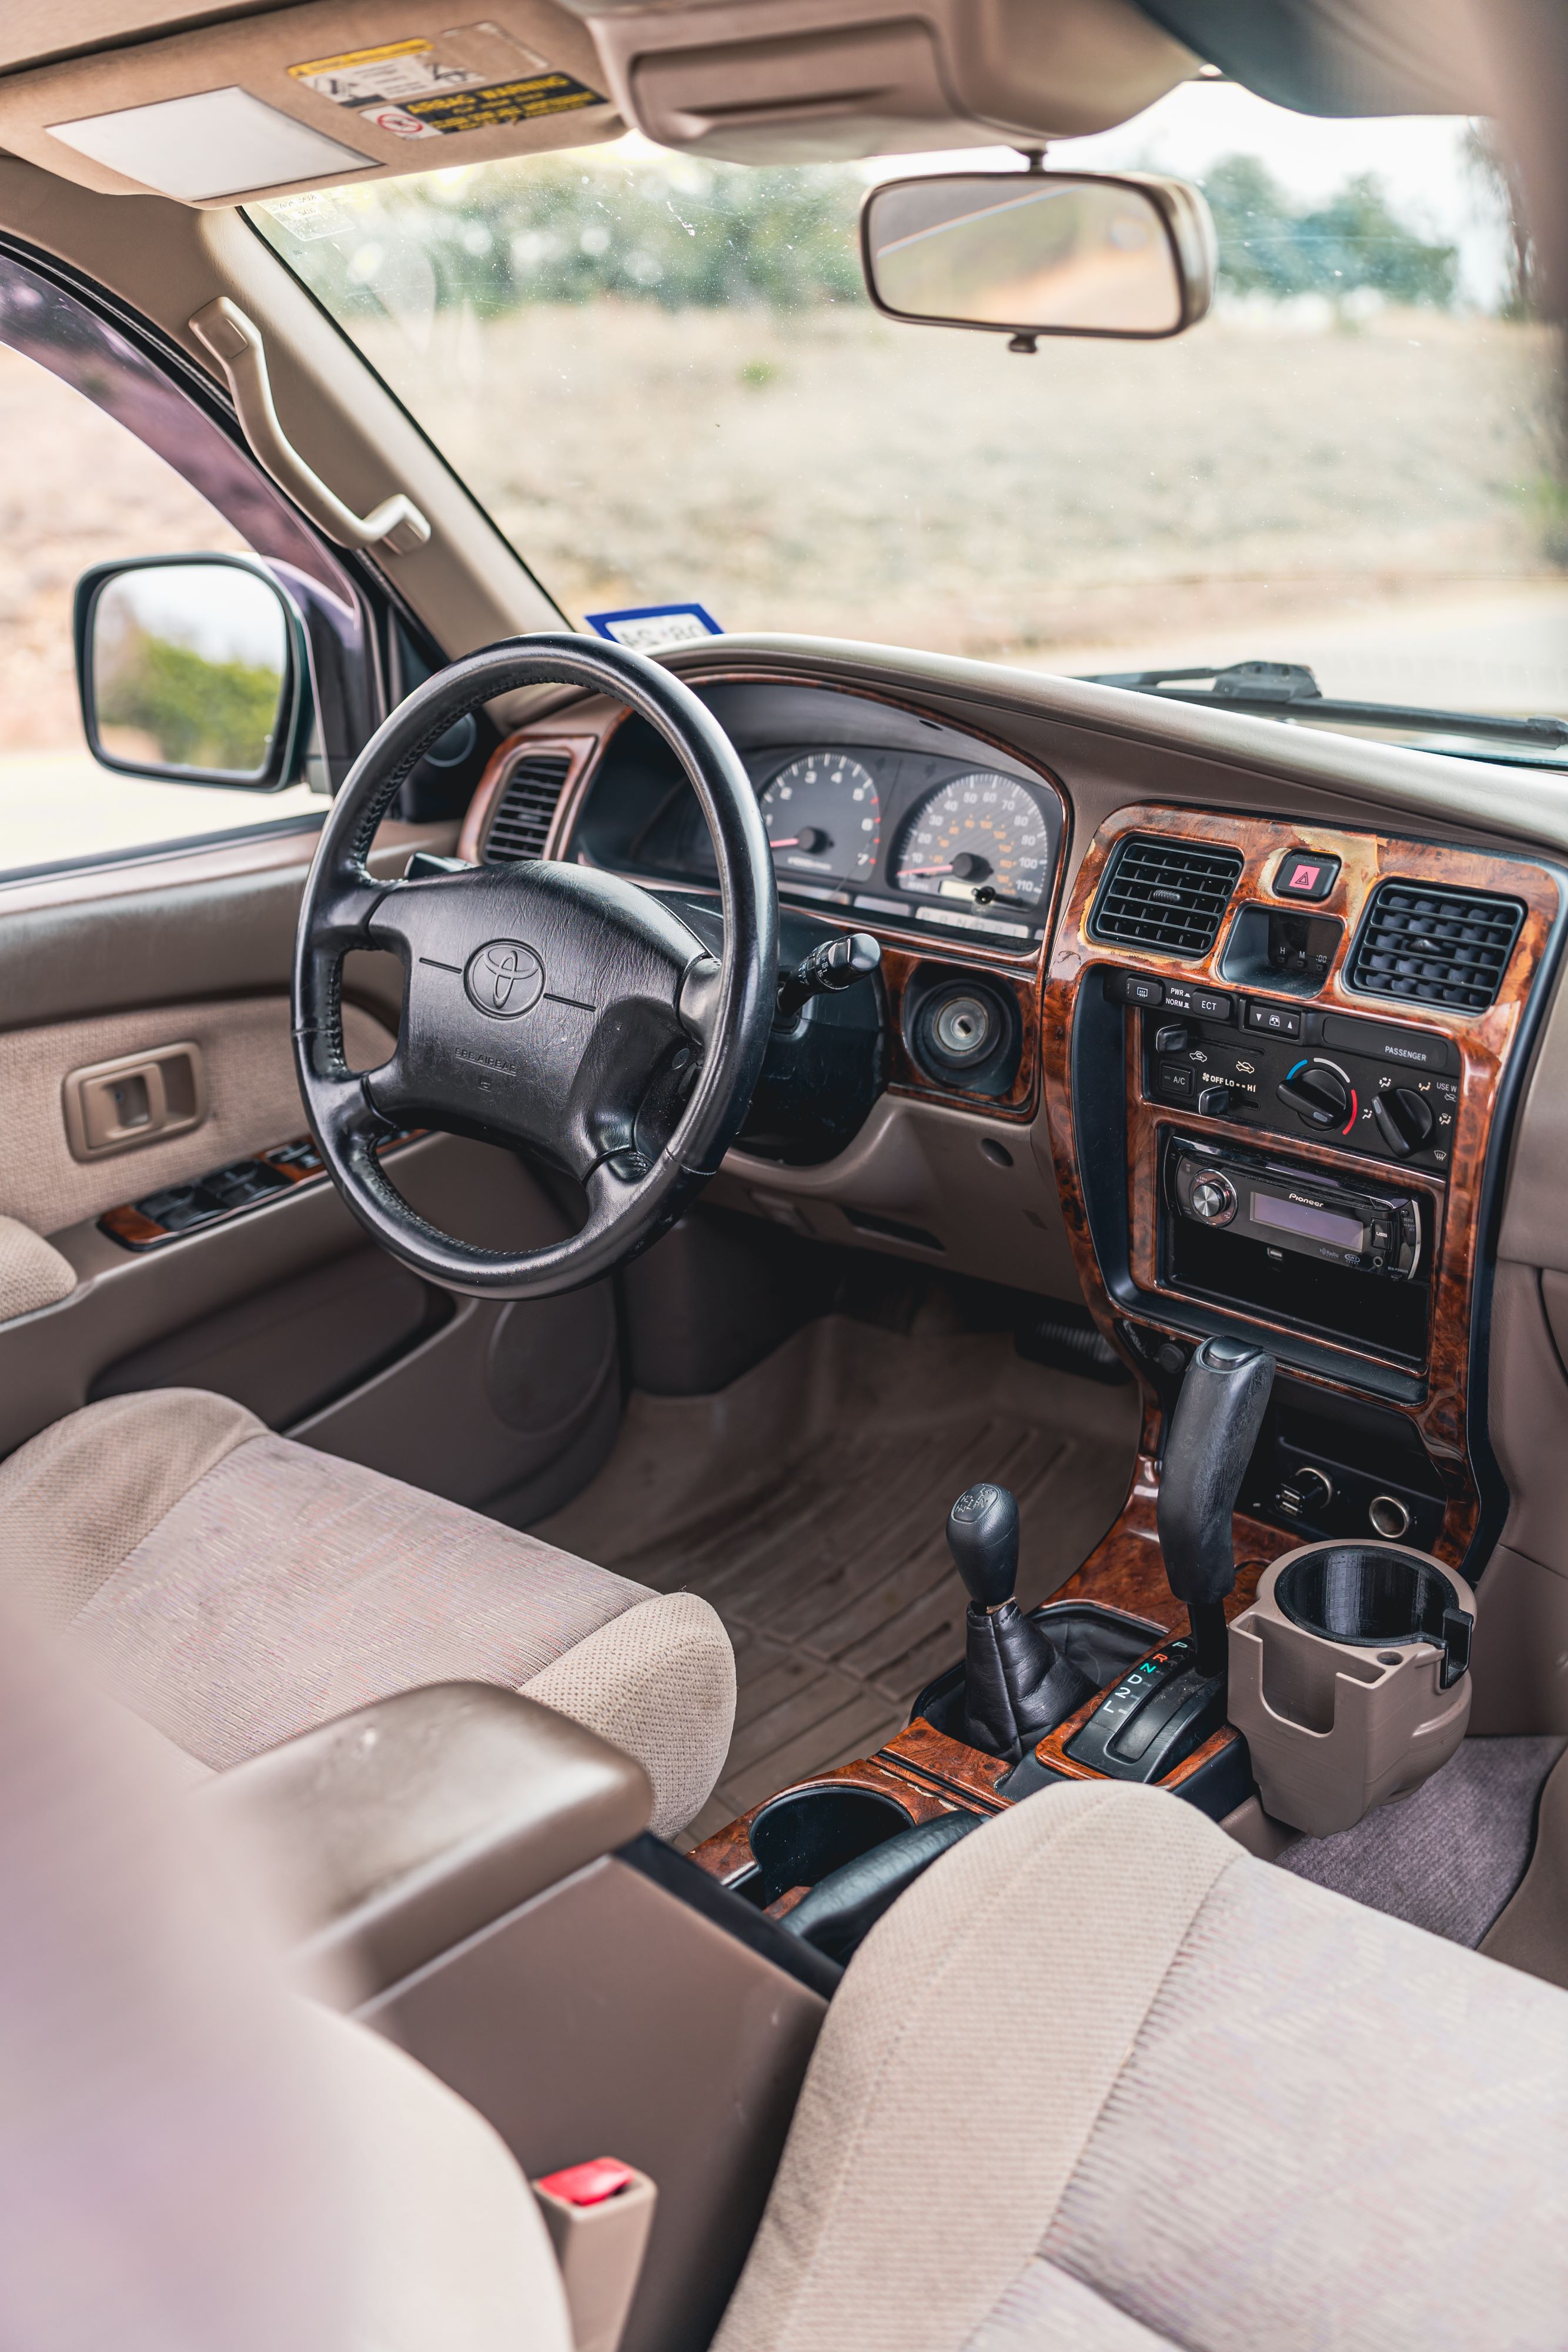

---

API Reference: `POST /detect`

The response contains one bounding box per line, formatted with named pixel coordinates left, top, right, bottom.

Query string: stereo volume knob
left=1189, top=1174, right=1238, bottom=1225
left=1276, top=1062, right=1351, bottom=1128
left=1370, top=1085, right=1436, bottom=1157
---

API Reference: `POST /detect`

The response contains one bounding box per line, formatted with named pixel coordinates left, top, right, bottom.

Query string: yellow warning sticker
left=395, top=72, right=601, bottom=136
left=289, top=37, right=602, bottom=141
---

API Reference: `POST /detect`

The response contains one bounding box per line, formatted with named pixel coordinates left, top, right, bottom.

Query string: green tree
left=1201, top=154, right=1457, bottom=308
left=99, top=633, right=280, bottom=773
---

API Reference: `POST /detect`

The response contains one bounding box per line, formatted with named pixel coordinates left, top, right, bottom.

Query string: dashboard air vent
left=1089, top=836, right=1244, bottom=957
left=1347, top=881, right=1524, bottom=1013
left=483, top=751, right=573, bottom=864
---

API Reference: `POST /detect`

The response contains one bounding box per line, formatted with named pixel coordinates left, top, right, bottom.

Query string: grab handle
left=190, top=297, right=430, bottom=556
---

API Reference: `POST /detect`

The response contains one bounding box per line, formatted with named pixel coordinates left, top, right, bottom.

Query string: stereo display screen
left=1251, top=1190, right=1365, bottom=1251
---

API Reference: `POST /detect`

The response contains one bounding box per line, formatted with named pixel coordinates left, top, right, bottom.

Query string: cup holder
left=1275, top=1546, right=1472, bottom=1686
left=747, top=1785, right=915, bottom=1906
left=1228, top=1541, right=1476, bottom=1838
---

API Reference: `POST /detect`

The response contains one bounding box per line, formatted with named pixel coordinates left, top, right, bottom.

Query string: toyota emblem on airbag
left=464, top=938, right=546, bottom=1018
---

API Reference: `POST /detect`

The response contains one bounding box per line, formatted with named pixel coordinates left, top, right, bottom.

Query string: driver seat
left=0, top=1387, right=734, bottom=1836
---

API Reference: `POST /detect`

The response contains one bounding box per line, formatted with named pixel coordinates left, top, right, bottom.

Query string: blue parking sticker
left=584, top=603, right=723, bottom=654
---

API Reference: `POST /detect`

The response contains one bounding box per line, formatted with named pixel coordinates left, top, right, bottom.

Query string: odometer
left=894, top=773, right=1053, bottom=911
left=760, top=753, right=881, bottom=886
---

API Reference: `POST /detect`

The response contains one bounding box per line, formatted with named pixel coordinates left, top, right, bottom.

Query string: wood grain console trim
left=1042, top=807, right=1560, bottom=1562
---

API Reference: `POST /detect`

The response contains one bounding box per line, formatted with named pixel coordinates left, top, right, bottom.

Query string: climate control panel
left=1107, top=971, right=1460, bottom=1172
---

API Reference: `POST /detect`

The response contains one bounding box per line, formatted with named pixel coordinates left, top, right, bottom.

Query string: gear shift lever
left=948, top=1483, right=1095, bottom=1759
left=1156, top=1337, right=1275, bottom=1674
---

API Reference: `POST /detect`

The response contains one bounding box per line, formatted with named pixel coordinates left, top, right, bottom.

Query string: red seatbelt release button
left=535, top=2156, right=638, bottom=2208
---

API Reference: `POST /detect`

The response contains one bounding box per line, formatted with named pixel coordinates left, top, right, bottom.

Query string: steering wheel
left=292, top=634, right=777, bottom=1298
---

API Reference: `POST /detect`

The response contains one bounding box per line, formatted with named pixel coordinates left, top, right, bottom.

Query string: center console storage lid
left=203, top=1683, right=653, bottom=1998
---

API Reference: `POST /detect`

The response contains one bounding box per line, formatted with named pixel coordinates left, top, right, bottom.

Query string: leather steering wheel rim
left=292, top=633, right=777, bottom=1298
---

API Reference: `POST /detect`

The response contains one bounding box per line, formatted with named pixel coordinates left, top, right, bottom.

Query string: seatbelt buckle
left=532, top=2157, right=657, bottom=2352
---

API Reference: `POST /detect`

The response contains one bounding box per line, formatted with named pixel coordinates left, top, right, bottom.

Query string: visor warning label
left=289, top=38, right=603, bottom=141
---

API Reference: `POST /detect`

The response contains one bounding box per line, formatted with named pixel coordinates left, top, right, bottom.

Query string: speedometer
left=894, top=773, right=1053, bottom=911
left=760, top=753, right=881, bottom=886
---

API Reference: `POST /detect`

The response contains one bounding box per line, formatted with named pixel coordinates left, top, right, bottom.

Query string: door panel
left=0, top=1132, right=621, bottom=1516
left=0, top=828, right=621, bottom=1514
left=89, top=1245, right=446, bottom=1428
left=1, top=994, right=393, bottom=1234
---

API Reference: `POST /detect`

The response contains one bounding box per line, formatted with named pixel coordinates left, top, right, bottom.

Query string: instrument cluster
left=651, top=743, right=1060, bottom=950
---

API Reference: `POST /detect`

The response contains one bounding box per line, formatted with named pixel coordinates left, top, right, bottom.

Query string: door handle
left=63, top=1043, right=208, bottom=1161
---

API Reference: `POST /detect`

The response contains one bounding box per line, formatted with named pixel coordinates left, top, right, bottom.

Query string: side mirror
left=860, top=167, right=1215, bottom=348
left=74, top=553, right=308, bottom=789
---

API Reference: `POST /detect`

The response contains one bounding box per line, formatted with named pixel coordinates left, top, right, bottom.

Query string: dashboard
left=457, top=654, right=1568, bottom=1587
left=463, top=681, right=1065, bottom=957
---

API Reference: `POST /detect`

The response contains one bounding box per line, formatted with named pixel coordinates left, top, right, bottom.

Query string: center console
left=690, top=803, right=1564, bottom=1939
left=1050, top=808, right=1562, bottom=1572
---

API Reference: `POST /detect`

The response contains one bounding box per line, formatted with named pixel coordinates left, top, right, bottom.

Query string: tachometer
left=894, top=773, right=1053, bottom=911
left=760, top=753, right=881, bottom=886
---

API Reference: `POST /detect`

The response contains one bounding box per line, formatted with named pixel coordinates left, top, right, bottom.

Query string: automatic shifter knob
left=947, top=1482, right=1019, bottom=1610
left=1157, top=1337, right=1275, bottom=1674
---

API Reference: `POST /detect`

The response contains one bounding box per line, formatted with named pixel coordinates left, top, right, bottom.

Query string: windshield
left=250, top=83, right=1568, bottom=737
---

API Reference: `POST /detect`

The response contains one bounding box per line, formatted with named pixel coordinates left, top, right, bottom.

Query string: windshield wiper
left=1075, top=660, right=1568, bottom=756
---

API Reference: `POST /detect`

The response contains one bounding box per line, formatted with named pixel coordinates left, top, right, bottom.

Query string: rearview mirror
left=860, top=168, right=1215, bottom=348
left=74, top=553, right=306, bottom=789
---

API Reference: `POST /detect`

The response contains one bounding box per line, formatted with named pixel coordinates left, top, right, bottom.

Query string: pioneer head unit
left=1171, top=1144, right=1421, bottom=1278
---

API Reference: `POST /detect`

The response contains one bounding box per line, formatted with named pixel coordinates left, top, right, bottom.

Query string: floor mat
left=535, top=1314, right=1140, bottom=1840
left=1278, top=1734, right=1567, bottom=1947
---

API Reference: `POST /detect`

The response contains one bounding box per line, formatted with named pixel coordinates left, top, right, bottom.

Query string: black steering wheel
left=292, top=635, right=777, bottom=1297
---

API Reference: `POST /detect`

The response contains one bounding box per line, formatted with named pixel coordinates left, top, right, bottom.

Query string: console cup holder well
left=746, top=1784, right=916, bottom=1906
left=1227, top=1541, right=1476, bottom=1839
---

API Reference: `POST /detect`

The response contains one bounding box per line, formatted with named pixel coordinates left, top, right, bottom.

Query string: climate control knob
left=1189, top=1174, right=1238, bottom=1225
left=1370, top=1085, right=1436, bottom=1157
left=1276, top=1061, right=1350, bottom=1128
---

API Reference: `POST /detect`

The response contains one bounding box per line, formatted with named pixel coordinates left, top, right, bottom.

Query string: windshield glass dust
left=252, top=83, right=1568, bottom=728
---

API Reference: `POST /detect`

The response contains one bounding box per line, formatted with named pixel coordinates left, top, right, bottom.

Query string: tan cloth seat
left=0, top=1388, right=733, bottom=1838
left=5, top=1598, right=1567, bottom=2352
left=718, top=1781, right=1568, bottom=2352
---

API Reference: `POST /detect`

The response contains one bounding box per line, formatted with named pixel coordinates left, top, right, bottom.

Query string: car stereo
left=1170, top=1143, right=1422, bottom=1279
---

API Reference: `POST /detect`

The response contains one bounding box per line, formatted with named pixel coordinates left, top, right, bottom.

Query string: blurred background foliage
left=264, top=151, right=1467, bottom=322
left=98, top=632, right=281, bottom=773
left=1200, top=156, right=1457, bottom=306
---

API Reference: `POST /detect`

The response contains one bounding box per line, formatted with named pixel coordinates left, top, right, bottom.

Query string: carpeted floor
left=536, top=1313, right=1140, bottom=1841
left=1279, top=1733, right=1568, bottom=1947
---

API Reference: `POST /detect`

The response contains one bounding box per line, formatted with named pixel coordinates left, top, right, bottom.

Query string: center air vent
left=1347, top=881, right=1524, bottom=1013
left=1089, top=837, right=1244, bottom=957
left=482, top=751, right=573, bottom=864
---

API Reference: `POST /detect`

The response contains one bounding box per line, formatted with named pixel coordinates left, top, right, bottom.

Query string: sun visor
left=0, top=1, right=622, bottom=206
left=559, top=0, right=1200, bottom=165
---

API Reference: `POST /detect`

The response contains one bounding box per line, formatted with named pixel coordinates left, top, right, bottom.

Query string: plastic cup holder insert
left=1227, top=1539, right=1477, bottom=1838
left=1275, top=1544, right=1471, bottom=1686
left=748, top=1785, right=914, bottom=1905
